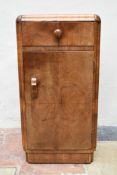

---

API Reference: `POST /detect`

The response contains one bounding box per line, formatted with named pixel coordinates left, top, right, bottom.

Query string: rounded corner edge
left=94, top=14, right=101, bottom=22
left=16, top=15, right=22, bottom=23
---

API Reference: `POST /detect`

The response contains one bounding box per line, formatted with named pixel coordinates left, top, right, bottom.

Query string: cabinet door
left=23, top=51, right=94, bottom=150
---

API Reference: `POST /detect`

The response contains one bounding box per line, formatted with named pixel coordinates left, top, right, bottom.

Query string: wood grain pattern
left=92, top=19, right=101, bottom=150
left=16, top=16, right=27, bottom=150
left=23, top=51, right=94, bottom=151
left=22, top=21, right=94, bottom=46
left=26, top=153, right=93, bottom=164
left=16, top=14, right=101, bottom=163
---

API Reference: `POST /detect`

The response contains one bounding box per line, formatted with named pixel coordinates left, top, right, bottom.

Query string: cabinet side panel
left=92, top=21, right=101, bottom=149
left=16, top=17, right=27, bottom=150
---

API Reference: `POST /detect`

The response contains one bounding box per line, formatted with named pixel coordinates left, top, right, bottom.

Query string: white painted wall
left=0, top=0, right=117, bottom=127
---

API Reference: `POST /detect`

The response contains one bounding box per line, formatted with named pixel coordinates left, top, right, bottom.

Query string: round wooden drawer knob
left=54, top=29, right=62, bottom=40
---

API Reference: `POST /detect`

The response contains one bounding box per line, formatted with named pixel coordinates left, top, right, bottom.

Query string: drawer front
left=22, top=21, right=94, bottom=46
left=23, top=51, right=94, bottom=150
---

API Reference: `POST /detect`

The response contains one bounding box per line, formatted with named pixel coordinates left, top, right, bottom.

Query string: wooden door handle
left=54, top=29, right=62, bottom=40
left=31, top=77, right=38, bottom=98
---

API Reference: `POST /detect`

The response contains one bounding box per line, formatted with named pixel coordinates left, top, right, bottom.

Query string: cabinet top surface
left=17, top=14, right=101, bottom=22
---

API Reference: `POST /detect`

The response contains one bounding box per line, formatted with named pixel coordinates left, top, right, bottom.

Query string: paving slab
left=86, top=141, right=117, bottom=175
left=0, top=167, right=16, bottom=175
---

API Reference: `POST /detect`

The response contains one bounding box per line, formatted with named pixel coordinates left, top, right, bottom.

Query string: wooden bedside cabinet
left=16, top=14, right=101, bottom=163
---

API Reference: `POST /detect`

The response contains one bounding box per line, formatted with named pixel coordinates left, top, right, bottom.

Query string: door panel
left=23, top=51, right=94, bottom=150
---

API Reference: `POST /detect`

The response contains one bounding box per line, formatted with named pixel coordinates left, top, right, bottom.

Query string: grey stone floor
left=98, top=126, right=117, bottom=141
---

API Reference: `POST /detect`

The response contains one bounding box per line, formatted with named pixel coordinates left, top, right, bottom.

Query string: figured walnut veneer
left=16, top=14, right=101, bottom=163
